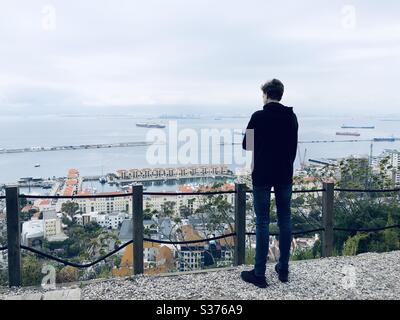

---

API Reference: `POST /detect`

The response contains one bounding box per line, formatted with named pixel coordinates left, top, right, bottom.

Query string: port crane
left=297, top=147, right=307, bottom=169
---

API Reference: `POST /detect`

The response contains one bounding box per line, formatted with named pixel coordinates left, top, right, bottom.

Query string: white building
left=376, top=149, right=400, bottom=186
left=21, top=220, right=44, bottom=246
left=116, top=165, right=229, bottom=180
left=43, top=211, right=68, bottom=241
left=76, top=191, right=132, bottom=215
left=144, top=245, right=159, bottom=264
left=177, top=248, right=204, bottom=272
left=106, top=212, right=126, bottom=229
left=34, top=199, right=52, bottom=212
left=74, top=211, right=125, bottom=230
left=43, top=211, right=61, bottom=237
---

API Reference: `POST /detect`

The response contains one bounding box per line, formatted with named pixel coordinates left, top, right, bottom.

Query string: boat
left=336, top=132, right=360, bottom=137
left=42, top=182, right=52, bottom=189
left=341, top=125, right=375, bottom=129
left=373, top=137, right=396, bottom=142
left=136, top=122, right=166, bottom=129
left=34, top=164, right=40, bottom=167
left=99, top=166, right=107, bottom=184
left=99, top=176, right=107, bottom=184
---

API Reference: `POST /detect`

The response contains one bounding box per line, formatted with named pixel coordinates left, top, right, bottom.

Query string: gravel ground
left=1, top=251, right=400, bottom=300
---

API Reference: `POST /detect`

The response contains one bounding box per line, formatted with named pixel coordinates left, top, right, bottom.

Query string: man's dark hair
left=261, top=79, right=284, bottom=101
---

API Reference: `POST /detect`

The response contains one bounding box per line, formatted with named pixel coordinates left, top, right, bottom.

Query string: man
left=241, top=79, right=298, bottom=288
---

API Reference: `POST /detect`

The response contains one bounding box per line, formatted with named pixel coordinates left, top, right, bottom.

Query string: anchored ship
left=341, top=125, right=375, bottom=129
left=336, top=132, right=361, bottom=137
left=136, top=122, right=166, bottom=128
left=373, top=137, right=396, bottom=142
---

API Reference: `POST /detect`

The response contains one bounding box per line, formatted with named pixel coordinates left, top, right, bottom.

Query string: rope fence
left=14, top=187, right=400, bottom=201
left=20, top=240, right=133, bottom=268
left=245, top=188, right=326, bottom=194
left=16, top=187, right=400, bottom=200
left=143, top=233, right=236, bottom=245
left=334, top=188, right=400, bottom=193
left=14, top=224, right=400, bottom=268
left=2, top=182, right=400, bottom=286
left=143, top=190, right=235, bottom=196
left=333, top=224, right=400, bottom=233
left=246, top=228, right=325, bottom=237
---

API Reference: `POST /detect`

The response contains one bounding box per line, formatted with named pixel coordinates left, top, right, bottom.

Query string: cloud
left=0, top=0, right=399, bottom=115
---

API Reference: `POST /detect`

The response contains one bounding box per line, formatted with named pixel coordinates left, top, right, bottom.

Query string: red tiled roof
left=222, top=183, right=235, bottom=191
left=66, top=179, right=78, bottom=186
left=63, top=186, right=74, bottom=197
left=178, top=185, right=194, bottom=193
left=21, top=205, right=39, bottom=213
left=39, top=199, right=50, bottom=206
left=97, top=191, right=130, bottom=196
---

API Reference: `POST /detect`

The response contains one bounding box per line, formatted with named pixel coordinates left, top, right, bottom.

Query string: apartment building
left=74, top=211, right=126, bottom=229
left=115, top=165, right=230, bottom=180
left=374, top=149, right=400, bottom=186
left=176, top=225, right=205, bottom=272
left=43, top=210, right=68, bottom=242
left=76, top=191, right=131, bottom=214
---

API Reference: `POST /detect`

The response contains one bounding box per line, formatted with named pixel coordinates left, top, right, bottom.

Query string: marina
left=0, top=174, right=234, bottom=196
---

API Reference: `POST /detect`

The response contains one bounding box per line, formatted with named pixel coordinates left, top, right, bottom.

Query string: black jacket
left=242, top=102, right=298, bottom=186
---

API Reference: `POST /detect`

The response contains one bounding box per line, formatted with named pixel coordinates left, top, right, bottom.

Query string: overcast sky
left=0, top=0, right=399, bottom=116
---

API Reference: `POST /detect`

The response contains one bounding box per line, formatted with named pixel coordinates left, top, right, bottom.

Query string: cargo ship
left=136, top=122, right=166, bottom=128
left=341, top=125, right=375, bottom=129
left=373, top=137, right=396, bottom=142
left=336, top=132, right=361, bottom=137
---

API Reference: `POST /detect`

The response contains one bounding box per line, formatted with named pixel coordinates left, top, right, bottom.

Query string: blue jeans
left=253, top=184, right=293, bottom=277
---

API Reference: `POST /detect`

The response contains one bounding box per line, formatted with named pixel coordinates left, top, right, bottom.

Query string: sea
left=1, top=113, right=400, bottom=193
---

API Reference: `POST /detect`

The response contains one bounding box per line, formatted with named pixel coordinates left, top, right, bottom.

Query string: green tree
left=161, top=201, right=176, bottom=217
left=22, top=255, right=43, bottom=286
left=57, top=266, right=78, bottom=283
left=292, top=247, right=315, bottom=261
left=329, top=157, right=400, bottom=255
left=342, top=233, right=363, bottom=256
left=20, top=208, right=39, bottom=222
left=179, top=205, right=188, bottom=218
left=19, top=197, right=28, bottom=209
left=383, top=214, right=399, bottom=251
left=62, top=201, right=80, bottom=216
left=143, top=212, right=153, bottom=220
left=0, top=267, right=7, bottom=286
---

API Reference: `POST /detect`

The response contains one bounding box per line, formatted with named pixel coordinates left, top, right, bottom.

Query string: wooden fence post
left=6, top=186, right=21, bottom=287
left=322, top=182, right=334, bottom=257
left=234, top=183, right=246, bottom=266
left=132, top=184, right=144, bottom=275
